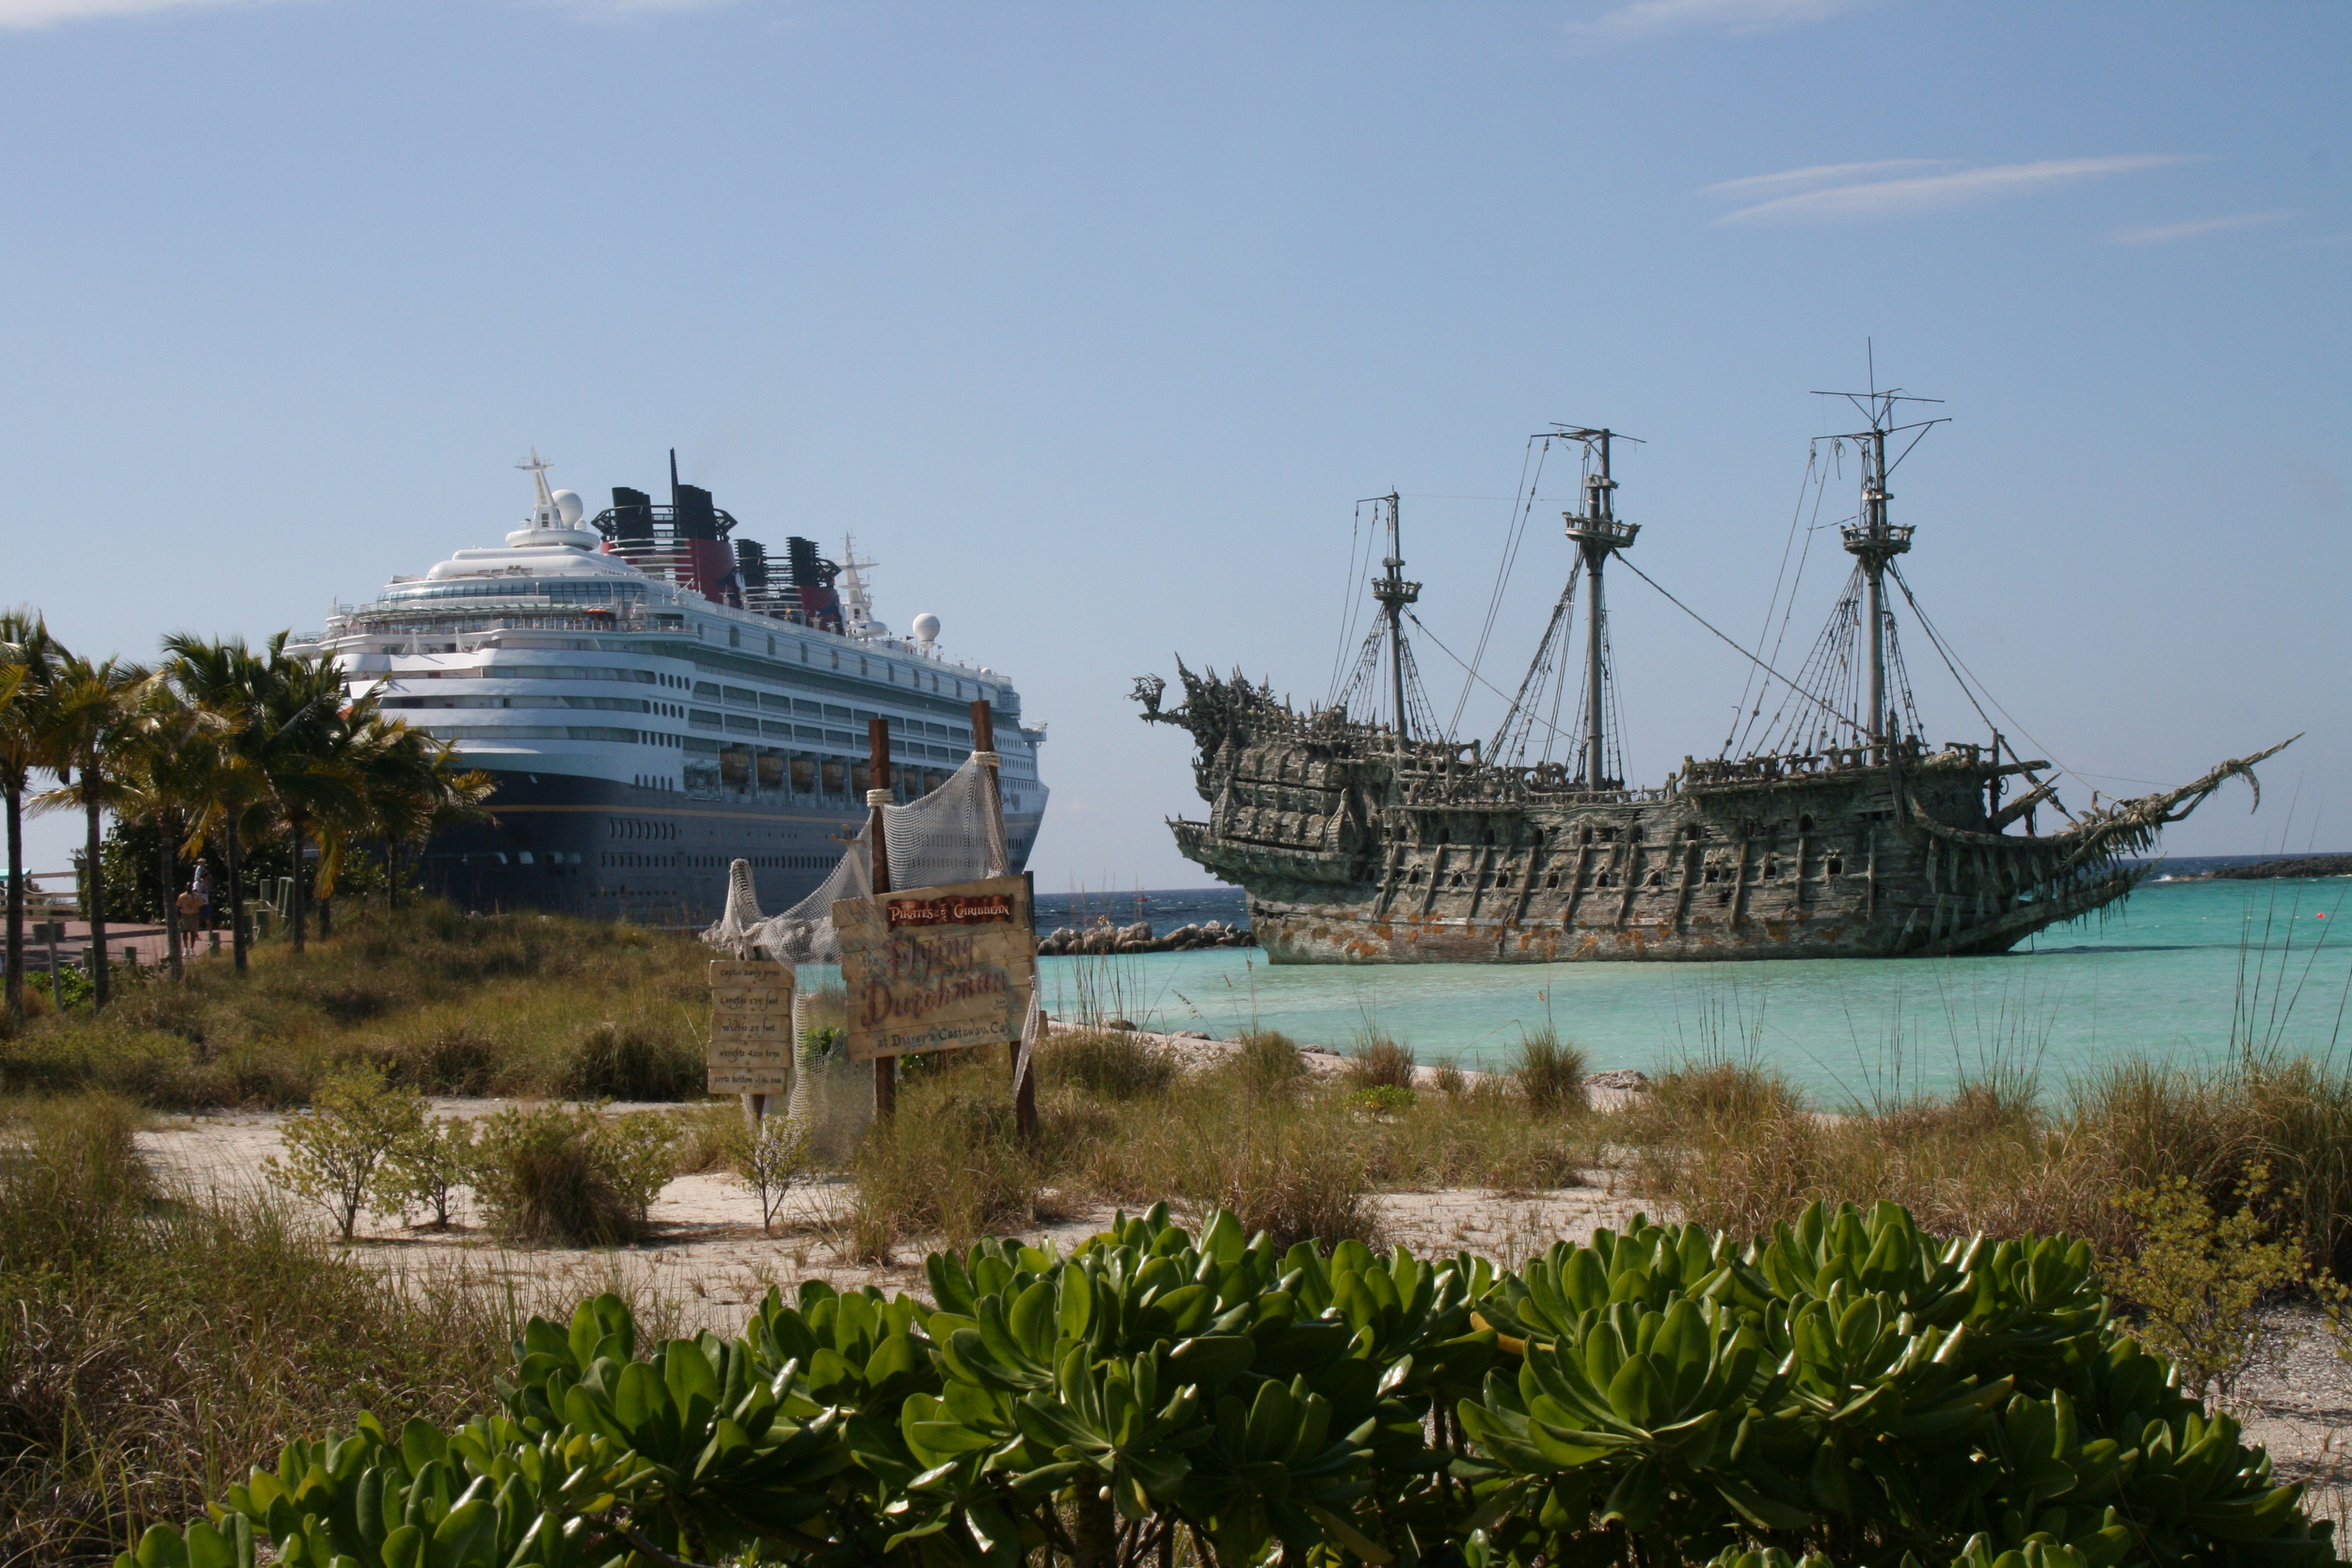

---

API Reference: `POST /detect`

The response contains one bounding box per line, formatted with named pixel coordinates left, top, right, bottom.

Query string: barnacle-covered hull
left=1143, top=667, right=2287, bottom=965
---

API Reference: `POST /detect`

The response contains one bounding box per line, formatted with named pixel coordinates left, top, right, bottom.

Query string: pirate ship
left=1136, top=389, right=2290, bottom=963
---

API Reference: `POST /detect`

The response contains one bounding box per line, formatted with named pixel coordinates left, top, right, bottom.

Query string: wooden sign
left=834, top=874, right=1035, bottom=1062
left=707, top=958, right=795, bottom=1094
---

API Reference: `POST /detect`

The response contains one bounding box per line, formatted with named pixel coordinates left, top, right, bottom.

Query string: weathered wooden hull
left=1140, top=668, right=2280, bottom=966
left=1246, top=871, right=2135, bottom=964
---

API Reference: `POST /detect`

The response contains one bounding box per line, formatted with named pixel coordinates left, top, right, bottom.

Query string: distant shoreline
left=2172, top=853, right=2352, bottom=881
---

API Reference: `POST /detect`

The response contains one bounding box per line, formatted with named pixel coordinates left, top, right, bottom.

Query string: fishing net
left=703, top=750, right=1040, bottom=1089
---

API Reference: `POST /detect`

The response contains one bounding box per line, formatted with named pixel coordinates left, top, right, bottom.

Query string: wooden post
left=868, top=717, right=897, bottom=1121
left=974, top=698, right=1040, bottom=1143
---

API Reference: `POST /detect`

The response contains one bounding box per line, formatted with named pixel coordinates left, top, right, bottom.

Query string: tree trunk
left=4, top=784, right=22, bottom=1024
left=84, top=781, right=109, bottom=1010
left=290, top=810, right=307, bottom=953
left=227, top=815, right=248, bottom=974
left=385, top=837, right=399, bottom=911
left=160, top=820, right=183, bottom=983
left=317, top=894, right=331, bottom=941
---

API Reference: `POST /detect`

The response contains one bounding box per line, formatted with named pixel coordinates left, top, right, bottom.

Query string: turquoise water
left=1026, top=876, right=2352, bottom=1103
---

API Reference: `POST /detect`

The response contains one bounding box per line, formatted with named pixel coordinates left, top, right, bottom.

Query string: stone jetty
left=1036, top=916, right=1258, bottom=957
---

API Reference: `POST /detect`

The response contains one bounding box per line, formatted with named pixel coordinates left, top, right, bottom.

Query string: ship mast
left=1367, top=493, right=1420, bottom=739
left=1817, top=374, right=1944, bottom=764
left=1559, top=429, right=1640, bottom=790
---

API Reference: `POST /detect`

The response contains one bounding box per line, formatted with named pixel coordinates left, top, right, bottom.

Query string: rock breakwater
left=1037, top=916, right=1258, bottom=956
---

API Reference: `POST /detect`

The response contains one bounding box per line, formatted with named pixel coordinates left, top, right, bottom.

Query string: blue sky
left=4, top=0, right=2344, bottom=887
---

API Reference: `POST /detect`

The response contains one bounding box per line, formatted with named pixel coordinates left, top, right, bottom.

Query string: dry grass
left=0, top=1092, right=527, bottom=1565
left=847, top=1031, right=1605, bottom=1256
left=1345, top=1034, right=1417, bottom=1092
left=1616, top=1050, right=2352, bottom=1274
left=1513, top=1027, right=1591, bottom=1116
left=0, top=901, right=716, bottom=1109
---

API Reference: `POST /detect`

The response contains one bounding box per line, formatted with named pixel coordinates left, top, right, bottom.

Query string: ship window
left=1684, top=824, right=1703, bottom=840
left=1581, top=827, right=1593, bottom=845
left=1763, top=861, right=1779, bottom=879
left=1703, top=866, right=1720, bottom=883
left=1450, top=873, right=1464, bottom=887
left=1545, top=873, right=1559, bottom=888
left=1799, top=815, right=1815, bottom=833
left=1826, top=857, right=1844, bottom=876
left=1646, top=871, right=1663, bottom=887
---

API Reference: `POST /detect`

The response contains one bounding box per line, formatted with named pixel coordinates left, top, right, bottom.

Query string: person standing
left=175, top=884, right=204, bottom=956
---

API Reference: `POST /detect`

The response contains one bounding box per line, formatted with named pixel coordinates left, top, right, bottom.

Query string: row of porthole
left=1406, top=857, right=1851, bottom=890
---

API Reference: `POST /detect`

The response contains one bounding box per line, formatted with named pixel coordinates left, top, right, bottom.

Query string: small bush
left=472, top=1104, right=676, bottom=1245
left=730, top=1111, right=811, bottom=1233
left=1345, top=1034, right=1417, bottom=1092
left=377, top=1024, right=499, bottom=1096
left=1039, top=1027, right=1175, bottom=1101
left=262, top=1066, right=425, bottom=1240
left=556, top=1017, right=700, bottom=1101
left=1430, top=1055, right=1467, bottom=1099
left=2106, top=1163, right=2308, bottom=1400
left=1349, top=1084, right=1416, bottom=1114
left=1514, top=1027, right=1590, bottom=1116
left=377, top=1115, right=479, bottom=1229
left=850, top=1053, right=1038, bottom=1259
left=1230, top=1029, right=1306, bottom=1094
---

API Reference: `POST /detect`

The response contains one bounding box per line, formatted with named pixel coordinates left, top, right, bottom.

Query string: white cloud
left=2112, top=211, right=2300, bottom=245
left=0, top=0, right=295, bottom=25
left=1710, top=155, right=2187, bottom=225
left=1700, top=159, right=1955, bottom=199
left=1571, top=0, right=1867, bottom=43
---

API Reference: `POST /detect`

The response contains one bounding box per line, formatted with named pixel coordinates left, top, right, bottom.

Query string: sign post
left=866, top=717, right=898, bottom=1120
left=707, top=958, right=795, bottom=1102
left=836, top=875, right=1037, bottom=1063
left=971, top=697, right=1040, bottom=1142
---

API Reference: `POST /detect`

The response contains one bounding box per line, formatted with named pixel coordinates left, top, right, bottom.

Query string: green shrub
left=2105, top=1163, right=2308, bottom=1400
left=470, top=1104, right=676, bottom=1245
left=130, top=1201, right=2336, bottom=1568
left=375, top=1114, right=479, bottom=1229
left=1349, top=1083, right=1416, bottom=1113
left=260, top=1066, right=425, bottom=1240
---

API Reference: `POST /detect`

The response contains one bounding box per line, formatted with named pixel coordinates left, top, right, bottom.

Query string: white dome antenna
left=551, top=489, right=584, bottom=527
left=913, top=612, right=941, bottom=650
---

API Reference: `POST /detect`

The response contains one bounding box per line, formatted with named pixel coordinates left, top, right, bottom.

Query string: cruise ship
left=303, top=454, right=1048, bottom=924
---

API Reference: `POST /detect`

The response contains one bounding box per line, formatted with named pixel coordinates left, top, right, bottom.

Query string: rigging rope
left=1885, top=562, right=2084, bottom=797
left=1324, top=503, right=1370, bottom=707
left=1406, top=610, right=1579, bottom=748
left=1448, top=436, right=1550, bottom=736
left=1613, top=556, right=1853, bottom=732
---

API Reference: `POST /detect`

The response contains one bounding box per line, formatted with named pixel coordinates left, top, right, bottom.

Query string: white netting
left=704, top=749, right=1009, bottom=961
left=702, top=747, right=1036, bottom=1087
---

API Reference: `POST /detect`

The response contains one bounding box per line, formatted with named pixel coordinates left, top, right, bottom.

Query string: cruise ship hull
left=422, top=768, right=1048, bottom=926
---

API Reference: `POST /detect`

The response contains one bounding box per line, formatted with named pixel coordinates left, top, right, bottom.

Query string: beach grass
left=0, top=901, right=715, bottom=1108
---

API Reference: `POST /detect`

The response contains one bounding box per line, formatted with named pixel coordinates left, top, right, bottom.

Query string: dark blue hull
left=421, top=768, right=1044, bottom=926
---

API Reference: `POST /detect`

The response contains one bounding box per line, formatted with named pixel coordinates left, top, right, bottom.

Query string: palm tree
left=32, top=651, right=151, bottom=1009
left=350, top=721, right=495, bottom=909
left=0, top=610, right=58, bottom=1024
left=250, top=645, right=361, bottom=954
left=163, top=634, right=274, bottom=974
left=113, top=683, right=237, bottom=982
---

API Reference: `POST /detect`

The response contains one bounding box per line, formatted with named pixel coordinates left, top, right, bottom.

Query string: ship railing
left=1677, top=736, right=1999, bottom=787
